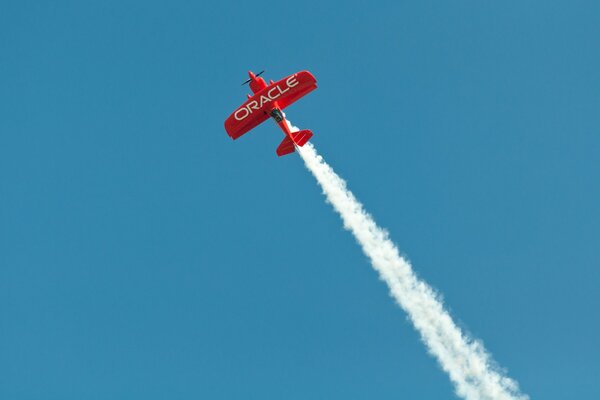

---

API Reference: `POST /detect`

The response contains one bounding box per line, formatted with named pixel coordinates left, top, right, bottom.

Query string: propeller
left=241, top=70, right=265, bottom=86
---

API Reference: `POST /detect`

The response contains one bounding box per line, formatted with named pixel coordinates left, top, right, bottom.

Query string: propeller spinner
left=242, top=70, right=265, bottom=86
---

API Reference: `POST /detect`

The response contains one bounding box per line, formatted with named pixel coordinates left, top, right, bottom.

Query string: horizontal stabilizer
left=276, top=130, right=314, bottom=157
left=290, top=129, right=313, bottom=147
left=276, top=136, right=295, bottom=157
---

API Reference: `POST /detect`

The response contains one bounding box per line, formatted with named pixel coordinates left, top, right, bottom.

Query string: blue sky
left=1, top=1, right=599, bottom=399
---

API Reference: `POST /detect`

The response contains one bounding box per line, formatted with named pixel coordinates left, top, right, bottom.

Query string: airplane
left=224, top=70, right=317, bottom=156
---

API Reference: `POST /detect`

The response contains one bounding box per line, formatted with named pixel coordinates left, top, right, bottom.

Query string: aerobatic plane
left=224, top=70, right=317, bottom=156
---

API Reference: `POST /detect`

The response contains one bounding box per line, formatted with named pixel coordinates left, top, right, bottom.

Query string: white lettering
left=233, top=76, right=301, bottom=122
left=267, top=87, right=280, bottom=99
left=278, top=85, right=289, bottom=95
left=234, top=107, right=249, bottom=121
left=259, top=95, right=271, bottom=108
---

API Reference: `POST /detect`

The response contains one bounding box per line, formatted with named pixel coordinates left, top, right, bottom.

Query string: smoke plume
left=295, top=136, right=527, bottom=400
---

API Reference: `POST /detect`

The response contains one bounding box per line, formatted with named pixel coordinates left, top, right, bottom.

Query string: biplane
left=224, top=70, right=317, bottom=156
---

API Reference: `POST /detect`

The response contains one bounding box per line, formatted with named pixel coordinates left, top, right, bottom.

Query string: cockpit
left=270, top=108, right=284, bottom=123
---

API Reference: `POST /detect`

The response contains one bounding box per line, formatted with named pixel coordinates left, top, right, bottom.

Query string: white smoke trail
left=292, top=130, right=527, bottom=399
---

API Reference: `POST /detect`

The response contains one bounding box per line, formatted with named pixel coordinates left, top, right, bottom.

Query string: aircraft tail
left=276, top=136, right=295, bottom=156
left=276, top=130, right=313, bottom=157
left=290, top=129, right=313, bottom=146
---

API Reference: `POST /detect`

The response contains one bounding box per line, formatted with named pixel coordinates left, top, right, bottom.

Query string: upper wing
left=224, top=71, right=317, bottom=140
left=276, top=71, right=317, bottom=110
left=224, top=99, right=270, bottom=140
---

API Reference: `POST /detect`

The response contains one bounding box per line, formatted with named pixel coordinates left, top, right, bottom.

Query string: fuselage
left=225, top=69, right=316, bottom=156
left=245, top=71, right=293, bottom=137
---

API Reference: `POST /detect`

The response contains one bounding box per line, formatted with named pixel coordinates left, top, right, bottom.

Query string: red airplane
left=224, top=70, right=317, bottom=156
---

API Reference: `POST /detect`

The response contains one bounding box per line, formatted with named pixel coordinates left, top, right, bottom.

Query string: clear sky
left=1, top=1, right=599, bottom=399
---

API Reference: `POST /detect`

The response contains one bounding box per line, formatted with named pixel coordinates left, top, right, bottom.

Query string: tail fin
left=275, top=130, right=314, bottom=157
